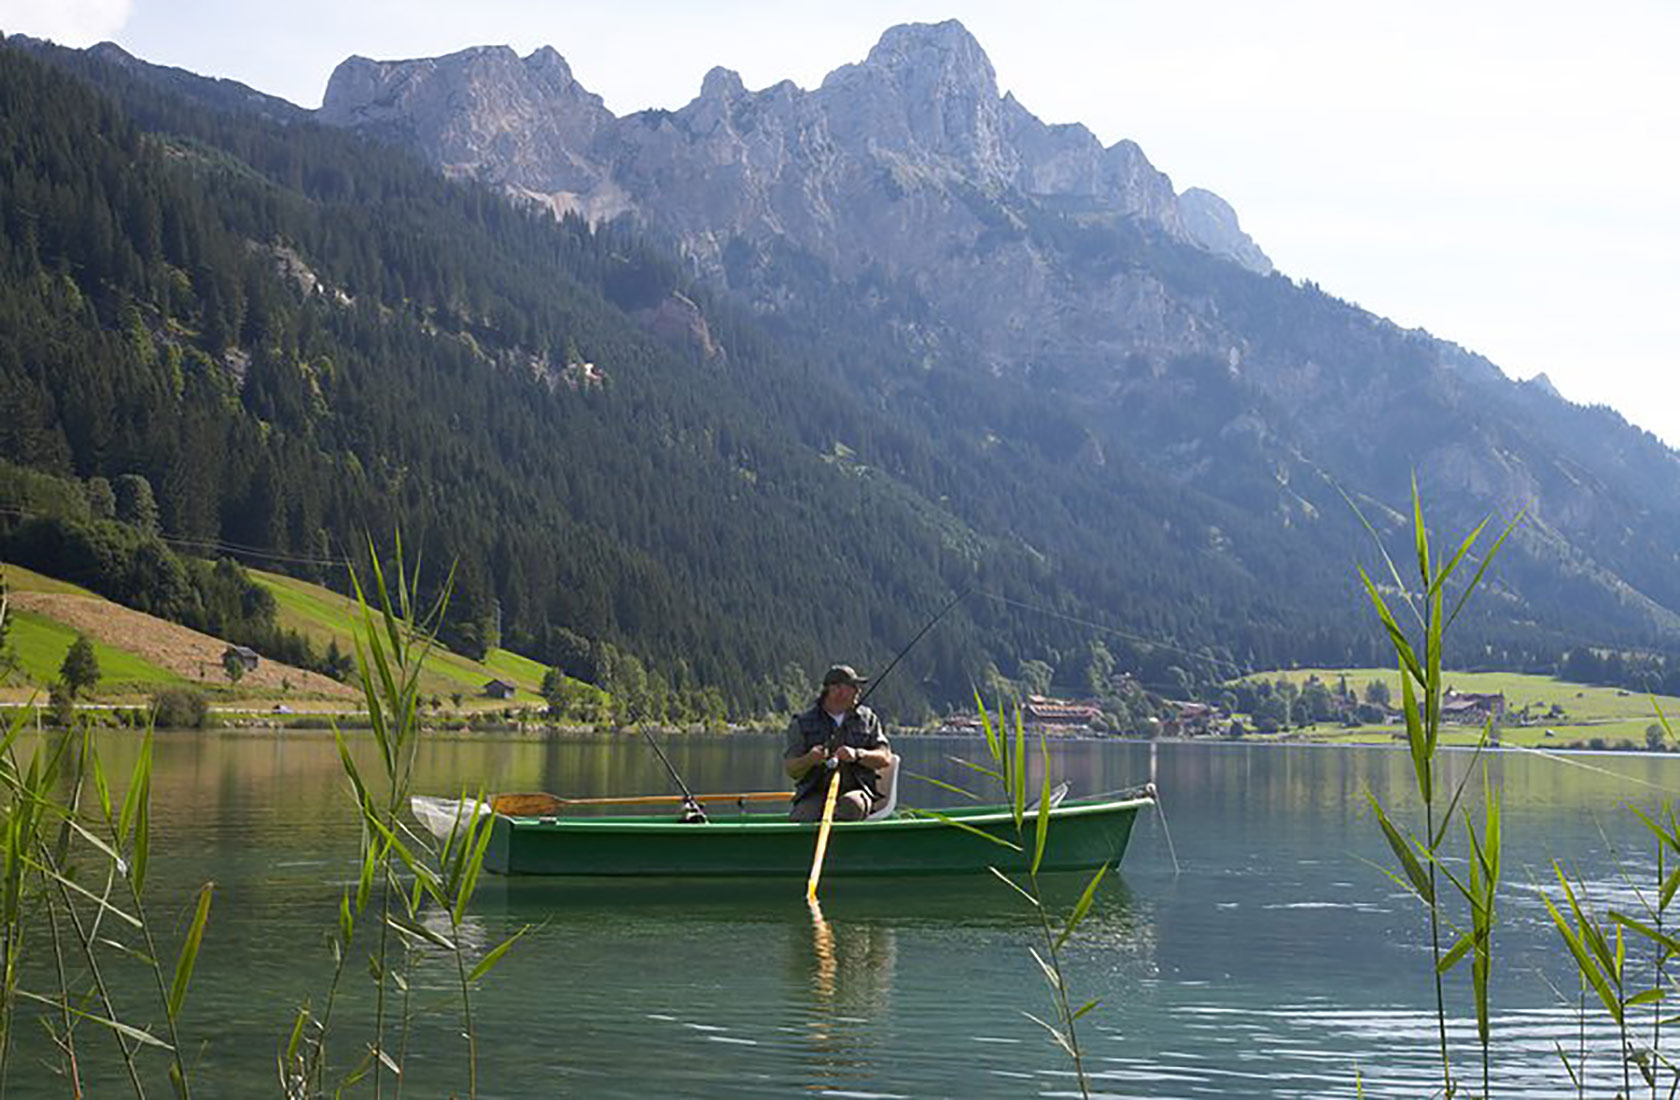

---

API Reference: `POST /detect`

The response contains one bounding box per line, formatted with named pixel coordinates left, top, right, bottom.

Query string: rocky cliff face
left=318, top=21, right=1270, bottom=374
left=1179, top=187, right=1273, bottom=274
left=314, top=20, right=1680, bottom=645
left=319, top=22, right=1209, bottom=254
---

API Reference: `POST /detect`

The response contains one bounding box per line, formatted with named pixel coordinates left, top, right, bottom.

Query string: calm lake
left=14, top=729, right=1679, bottom=1098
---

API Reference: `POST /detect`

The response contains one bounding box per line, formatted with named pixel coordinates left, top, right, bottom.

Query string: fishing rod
left=858, top=586, right=973, bottom=707
left=639, top=728, right=708, bottom=823
left=807, top=587, right=973, bottom=902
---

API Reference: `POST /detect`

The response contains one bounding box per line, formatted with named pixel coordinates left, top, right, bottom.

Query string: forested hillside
left=4, top=35, right=1675, bottom=713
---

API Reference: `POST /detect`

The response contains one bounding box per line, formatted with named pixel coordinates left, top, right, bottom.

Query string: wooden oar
left=489, top=790, right=786, bottom=816
left=804, top=765, right=844, bottom=903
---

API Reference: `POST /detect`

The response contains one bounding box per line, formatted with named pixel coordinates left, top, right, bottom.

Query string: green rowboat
left=412, top=789, right=1153, bottom=878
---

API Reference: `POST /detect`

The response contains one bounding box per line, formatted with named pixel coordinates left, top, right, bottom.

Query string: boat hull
left=478, top=796, right=1151, bottom=877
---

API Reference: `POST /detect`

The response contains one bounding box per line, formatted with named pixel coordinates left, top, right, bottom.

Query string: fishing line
left=971, top=590, right=1248, bottom=679
left=1146, top=782, right=1182, bottom=876
left=1494, top=742, right=1680, bottom=798
left=0, top=505, right=351, bottom=568
left=638, top=728, right=707, bottom=822
left=858, top=586, right=972, bottom=705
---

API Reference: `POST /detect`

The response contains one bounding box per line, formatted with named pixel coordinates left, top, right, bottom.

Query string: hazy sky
left=6, top=0, right=1677, bottom=445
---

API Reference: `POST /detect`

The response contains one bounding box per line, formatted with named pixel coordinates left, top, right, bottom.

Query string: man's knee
left=789, top=790, right=872, bottom=822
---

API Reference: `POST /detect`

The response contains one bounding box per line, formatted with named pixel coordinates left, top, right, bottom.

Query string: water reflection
left=799, top=898, right=901, bottom=1093
left=24, top=729, right=1680, bottom=1097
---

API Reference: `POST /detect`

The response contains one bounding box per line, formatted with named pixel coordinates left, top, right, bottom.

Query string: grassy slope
left=251, top=568, right=552, bottom=704
left=4, top=608, right=183, bottom=692
left=4, top=564, right=97, bottom=597
left=2, top=562, right=567, bottom=707
left=1250, top=667, right=1680, bottom=747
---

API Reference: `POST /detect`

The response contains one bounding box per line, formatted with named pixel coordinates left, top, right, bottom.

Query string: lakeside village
left=932, top=673, right=1512, bottom=740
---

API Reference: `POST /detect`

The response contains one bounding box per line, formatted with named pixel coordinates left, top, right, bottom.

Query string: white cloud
left=0, top=0, right=132, bottom=45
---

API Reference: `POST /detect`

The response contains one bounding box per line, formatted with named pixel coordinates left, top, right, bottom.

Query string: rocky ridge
left=308, top=22, right=1680, bottom=647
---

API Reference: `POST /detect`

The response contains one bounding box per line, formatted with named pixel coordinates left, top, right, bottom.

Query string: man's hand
left=834, top=744, right=860, bottom=764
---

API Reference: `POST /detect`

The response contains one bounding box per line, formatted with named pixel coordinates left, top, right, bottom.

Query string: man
left=785, top=664, right=892, bottom=822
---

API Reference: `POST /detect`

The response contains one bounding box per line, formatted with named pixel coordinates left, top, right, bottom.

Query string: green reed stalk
left=1353, top=478, right=1516, bottom=1099
left=297, top=535, right=524, bottom=1100
left=22, top=714, right=213, bottom=1100
left=968, top=694, right=1108, bottom=1099
left=1545, top=861, right=1639, bottom=1099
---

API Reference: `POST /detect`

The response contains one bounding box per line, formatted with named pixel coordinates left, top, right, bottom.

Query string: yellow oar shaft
left=805, top=767, right=844, bottom=902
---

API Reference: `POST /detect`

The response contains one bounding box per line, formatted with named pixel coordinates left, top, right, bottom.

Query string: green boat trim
left=413, top=789, right=1154, bottom=878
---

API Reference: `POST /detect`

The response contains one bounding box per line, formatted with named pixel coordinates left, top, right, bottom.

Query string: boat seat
left=865, top=753, right=902, bottom=821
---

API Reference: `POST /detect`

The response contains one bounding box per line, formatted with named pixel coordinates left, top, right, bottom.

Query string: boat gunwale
left=496, top=794, right=1154, bottom=833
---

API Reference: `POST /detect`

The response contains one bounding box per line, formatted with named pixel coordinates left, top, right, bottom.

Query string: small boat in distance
left=411, top=786, right=1154, bottom=878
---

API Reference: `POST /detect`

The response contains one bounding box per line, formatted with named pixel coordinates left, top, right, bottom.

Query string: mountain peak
left=854, top=19, right=997, bottom=98
left=699, top=65, right=746, bottom=101
left=1178, top=187, right=1273, bottom=274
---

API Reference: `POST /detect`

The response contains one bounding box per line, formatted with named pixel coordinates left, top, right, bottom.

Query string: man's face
left=825, top=682, right=860, bottom=711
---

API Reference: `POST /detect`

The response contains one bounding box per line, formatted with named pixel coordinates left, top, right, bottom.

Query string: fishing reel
left=679, top=795, right=708, bottom=824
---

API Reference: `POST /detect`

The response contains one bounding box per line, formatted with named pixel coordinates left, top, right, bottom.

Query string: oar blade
left=489, top=792, right=564, bottom=816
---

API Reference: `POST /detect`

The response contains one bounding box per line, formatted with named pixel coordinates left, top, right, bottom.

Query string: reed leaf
left=1445, top=512, right=1522, bottom=632
left=988, top=866, right=1039, bottom=906
left=1360, top=568, right=1426, bottom=687
left=117, top=728, right=153, bottom=849
left=1430, top=726, right=1494, bottom=851
left=1021, top=1011, right=1076, bottom=1056
left=467, top=926, right=531, bottom=984
left=975, top=690, right=1000, bottom=765
left=284, top=1005, right=308, bottom=1061
left=1057, top=864, right=1110, bottom=951
left=1032, top=738, right=1052, bottom=876
left=1439, top=932, right=1474, bottom=973
left=1425, top=513, right=1490, bottom=601
left=59, top=813, right=127, bottom=872
left=25, top=856, right=141, bottom=928
left=355, top=833, right=380, bottom=914
left=333, top=727, right=370, bottom=816
left=910, top=769, right=981, bottom=799
left=1027, top=946, right=1062, bottom=991
left=1412, top=474, right=1431, bottom=586
left=1367, top=794, right=1433, bottom=904
left=1612, top=906, right=1680, bottom=960
left=339, top=888, right=355, bottom=948
left=1398, top=664, right=1430, bottom=804
left=383, top=914, right=453, bottom=951
left=1011, top=706, right=1026, bottom=833
left=902, top=808, right=1022, bottom=851
left=942, top=756, right=1003, bottom=786
left=89, top=733, right=113, bottom=823
left=1544, top=866, right=1624, bottom=1026
left=1425, top=586, right=1443, bottom=755
left=1629, top=804, right=1680, bottom=854
left=167, top=882, right=214, bottom=1020
left=452, top=805, right=496, bottom=923
left=15, top=989, right=173, bottom=1049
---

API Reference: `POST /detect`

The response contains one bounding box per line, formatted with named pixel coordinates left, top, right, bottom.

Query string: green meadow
left=1250, top=667, right=1679, bottom=748
left=2, top=608, right=182, bottom=694
left=251, top=567, right=557, bottom=706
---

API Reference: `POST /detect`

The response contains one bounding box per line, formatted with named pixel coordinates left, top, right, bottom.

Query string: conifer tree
left=59, top=634, right=100, bottom=697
